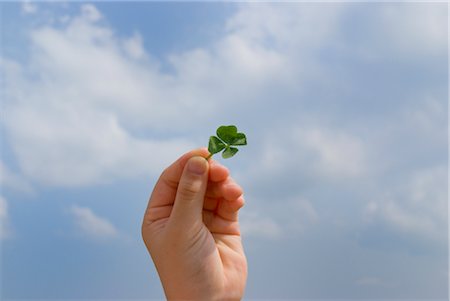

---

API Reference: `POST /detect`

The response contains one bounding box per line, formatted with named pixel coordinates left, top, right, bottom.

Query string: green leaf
left=208, top=136, right=226, bottom=154
left=222, top=146, right=238, bottom=158
left=217, top=125, right=238, bottom=144
left=207, top=125, right=247, bottom=160
left=231, top=132, right=247, bottom=146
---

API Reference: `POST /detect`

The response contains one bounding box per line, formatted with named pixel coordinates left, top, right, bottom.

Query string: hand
left=142, top=148, right=247, bottom=301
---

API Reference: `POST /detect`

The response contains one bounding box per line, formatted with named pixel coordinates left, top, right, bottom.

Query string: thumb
left=169, top=156, right=209, bottom=228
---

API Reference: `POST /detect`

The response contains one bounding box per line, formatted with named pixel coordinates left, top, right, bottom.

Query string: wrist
left=164, top=286, right=242, bottom=301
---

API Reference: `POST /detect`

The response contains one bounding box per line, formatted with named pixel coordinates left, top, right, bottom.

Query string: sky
left=0, top=2, right=448, bottom=300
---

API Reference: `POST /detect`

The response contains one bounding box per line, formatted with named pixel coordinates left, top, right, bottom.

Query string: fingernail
left=187, top=157, right=207, bottom=175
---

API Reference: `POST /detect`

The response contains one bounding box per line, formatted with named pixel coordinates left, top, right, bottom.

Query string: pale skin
left=142, top=148, right=247, bottom=301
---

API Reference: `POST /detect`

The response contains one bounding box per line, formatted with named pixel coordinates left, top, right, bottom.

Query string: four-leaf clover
left=207, top=125, right=247, bottom=159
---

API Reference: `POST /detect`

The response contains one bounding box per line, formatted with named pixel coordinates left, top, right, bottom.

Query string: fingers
left=202, top=196, right=245, bottom=235
left=216, top=196, right=245, bottom=222
left=203, top=179, right=245, bottom=223
left=208, top=159, right=229, bottom=182
left=168, top=156, right=209, bottom=229
left=203, top=178, right=243, bottom=211
left=206, top=179, right=243, bottom=201
left=143, top=148, right=242, bottom=228
left=147, top=148, right=209, bottom=211
left=202, top=210, right=241, bottom=235
left=147, top=150, right=227, bottom=211
left=143, top=148, right=209, bottom=226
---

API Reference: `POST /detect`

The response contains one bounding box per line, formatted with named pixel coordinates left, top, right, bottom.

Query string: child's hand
left=142, top=148, right=247, bottom=301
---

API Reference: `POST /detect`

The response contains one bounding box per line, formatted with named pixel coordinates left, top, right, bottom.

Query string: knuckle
left=237, top=197, right=245, bottom=209
left=178, top=178, right=202, bottom=200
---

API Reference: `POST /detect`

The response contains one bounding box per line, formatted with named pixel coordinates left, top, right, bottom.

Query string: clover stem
left=205, top=153, right=213, bottom=160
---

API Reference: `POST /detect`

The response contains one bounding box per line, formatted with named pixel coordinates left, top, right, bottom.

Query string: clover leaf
left=207, top=125, right=247, bottom=159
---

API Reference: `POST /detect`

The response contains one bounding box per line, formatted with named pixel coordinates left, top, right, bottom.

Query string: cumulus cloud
left=297, top=127, right=366, bottom=178
left=1, top=3, right=340, bottom=188
left=2, top=4, right=194, bottom=187
left=4, top=3, right=445, bottom=190
left=225, top=3, right=344, bottom=54
left=1, top=2, right=447, bottom=298
left=337, top=3, right=447, bottom=61
left=255, top=125, right=367, bottom=182
left=363, top=165, right=447, bottom=246
left=376, top=4, right=447, bottom=58
left=2, top=3, right=446, bottom=251
left=69, top=205, right=118, bottom=239
left=21, top=1, right=37, bottom=14
left=240, top=195, right=319, bottom=240
left=240, top=212, right=283, bottom=240
left=122, top=33, right=147, bottom=61
left=80, top=3, right=102, bottom=22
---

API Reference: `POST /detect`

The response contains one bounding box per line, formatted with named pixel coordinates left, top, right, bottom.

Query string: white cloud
left=1, top=3, right=446, bottom=297
left=2, top=7, right=194, bottom=187
left=345, top=3, right=447, bottom=61
left=378, top=4, right=447, bottom=58
left=298, top=127, right=366, bottom=178
left=364, top=166, right=447, bottom=244
left=3, top=3, right=334, bottom=188
left=4, top=100, right=192, bottom=186
left=239, top=196, right=319, bottom=240
left=80, top=4, right=102, bottom=23
left=123, top=33, right=147, bottom=60
left=225, top=3, right=343, bottom=53
left=1, top=2, right=445, bottom=195
left=21, top=1, right=38, bottom=14
left=69, top=205, right=118, bottom=239
left=240, top=212, right=283, bottom=240
left=257, top=125, right=367, bottom=180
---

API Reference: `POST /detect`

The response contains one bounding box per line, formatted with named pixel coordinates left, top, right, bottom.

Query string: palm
left=145, top=186, right=247, bottom=294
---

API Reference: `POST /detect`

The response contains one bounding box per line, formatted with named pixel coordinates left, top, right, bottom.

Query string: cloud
left=376, top=4, right=447, bottom=58
left=2, top=3, right=446, bottom=249
left=337, top=3, right=447, bottom=61
left=297, top=127, right=366, bottom=178
left=225, top=3, right=344, bottom=53
left=2, top=3, right=340, bottom=188
left=1, top=2, right=447, bottom=298
left=2, top=4, right=194, bottom=187
left=21, top=1, right=38, bottom=14
left=362, top=165, right=447, bottom=248
left=69, top=205, right=118, bottom=240
left=80, top=3, right=102, bottom=22
left=122, top=32, right=147, bottom=61
left=240, top=196, right=319, bottom=240
left=0, top=160, right=33, bottom=193
left=240, top=212, right=282, bottom=240
left=255, top=125, right=367, bottom=183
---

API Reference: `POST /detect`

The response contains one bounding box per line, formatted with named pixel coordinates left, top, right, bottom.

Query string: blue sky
left=0, top=2, right=448, bottom=300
